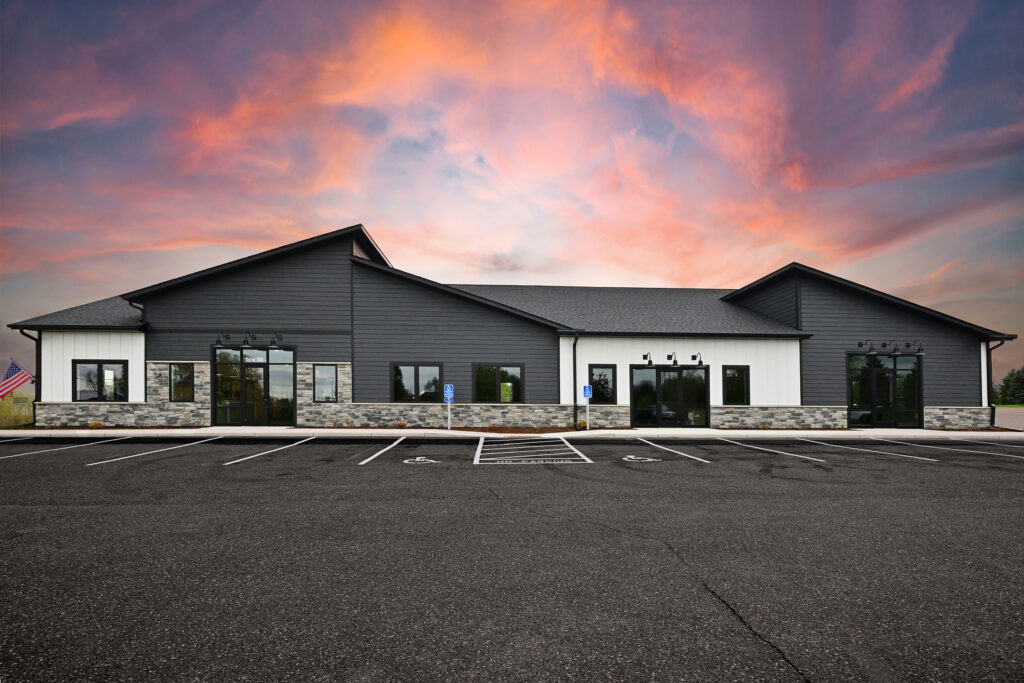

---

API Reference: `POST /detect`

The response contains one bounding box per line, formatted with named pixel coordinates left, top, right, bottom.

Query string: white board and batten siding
left=559, top=336, right=801, bottom=406
left=41, top=331, right=146, bottom=402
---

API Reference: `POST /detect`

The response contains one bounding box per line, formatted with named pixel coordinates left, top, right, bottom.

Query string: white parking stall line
left=558, top=438, right=594, bottom=463
left=483, top=437, right=563, bottom=444
left=636, top=438, right=711, bottom=464
left=478, top=444, right=577, bottom=454
left=0, top=436, right=133, bottom=460
left=952, top=438, right=1024, bottom=450
left=0, top=437, right=33, bottom=443
left=871, top=438, right=1024, bottom=460
left=356, top=437, right=406, bottom=466
left=796, top=438, right=938, bottom=462
left=478, top=452, right=576, bottom=461
left=224, top=436, right=316, bottom=466
left=85, top=437, right=223, bottom=467
left=473, top=437, right=484, bottom=465
left=717, top=438, right=826, bottom=463
left=480, top=441, right=565, bottom=451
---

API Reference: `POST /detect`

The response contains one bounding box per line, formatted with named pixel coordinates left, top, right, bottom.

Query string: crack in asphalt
left=487, top=489, right=811, bottom=682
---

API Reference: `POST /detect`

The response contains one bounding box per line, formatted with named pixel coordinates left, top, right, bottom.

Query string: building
left=9, top=225, right=1016, bottom=430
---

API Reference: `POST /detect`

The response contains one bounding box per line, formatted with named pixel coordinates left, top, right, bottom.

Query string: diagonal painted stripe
left=357, top=437, right=406, bottom=465
left=224, top=436, right=316, bottom=466
left=795, top=438, right=937, bottom=462
left=0, top=437, right=33, bottom=443
left=717, top=438, right=826, bottom=463
left=636, top=438, right=711, bottom=464
left=558, top=437, right=593, bottom=463
left=473, top=437, right=484, bottom=465
left=951, top=438, right=1024, bottom=450
left=871, top=438, right=1024, bottom=460
left=0, top=436, right=132, bottom=460
left=86, top=437, right=223, bottom=466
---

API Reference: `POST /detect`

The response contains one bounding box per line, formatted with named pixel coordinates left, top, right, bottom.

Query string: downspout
left=988, top=340, right=1005, bottom=427
left=18, top=329, right=40, bottom=424
left=572, top=334, right=579, bottom=429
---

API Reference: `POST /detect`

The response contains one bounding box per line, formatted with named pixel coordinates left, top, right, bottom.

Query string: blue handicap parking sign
left=583, top=385, right=592, bottom=399
left=444, top=396, right=454, bottom=403
left=444, top=384, right=454, bottom=397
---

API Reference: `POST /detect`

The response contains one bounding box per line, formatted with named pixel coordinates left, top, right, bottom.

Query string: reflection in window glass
left=475, top=366, right=497, bottom=402
left=394, top=365, right=415, bottom=401
left=723, top=366, right=749, bottom=405
left=216, top=349, right=240, bottom=364
left=314, top=365, right=337, bottom=402
left=170, top=363, right=194, bottom=402
left=269, top=349, right=293, bottom=364
left=589, top=366, right=615, bottom=404
left=418, top=366, right=441, bottom=401
left=268, top=364, right=295, bottom=424
left=243, top=349, right=267, bottom=363
left=74, top=361, right=127, bottom=401
left=500, top=366, right=522, bottom=403
left=76, top=364, right=99, bottom=401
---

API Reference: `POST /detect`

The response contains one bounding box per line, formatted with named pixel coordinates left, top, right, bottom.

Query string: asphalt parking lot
left=3, top=435, right=1024, bottom=681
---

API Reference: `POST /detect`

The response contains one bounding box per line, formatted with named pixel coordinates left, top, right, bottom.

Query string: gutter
left=572, top=334, right=579, bottom=429
left=18, top=329, right=40, bottom=424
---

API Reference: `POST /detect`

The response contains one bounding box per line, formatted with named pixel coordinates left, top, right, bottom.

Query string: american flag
left=0, top=360, right=33, bottom=399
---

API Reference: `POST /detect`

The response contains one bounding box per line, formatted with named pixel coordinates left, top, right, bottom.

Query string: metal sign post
left=582, top=385, right=592, bottom=430
left=444, top=384, right=454, bottom=430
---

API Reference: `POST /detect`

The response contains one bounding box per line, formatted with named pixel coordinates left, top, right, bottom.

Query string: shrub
left=394, top=422, right=407, bottom=429
left=88, top=422, right=105, bottom=429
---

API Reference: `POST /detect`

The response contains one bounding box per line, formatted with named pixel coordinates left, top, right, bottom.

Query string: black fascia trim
left=351, top=257, right=570, bottom=330
left=560, top=331, right=811, bottom=339
left=722, top=262, right=1016, bottom=341
left=121, top=224, right=378, bottom=301
left=8, top=323, right=145, bottom=331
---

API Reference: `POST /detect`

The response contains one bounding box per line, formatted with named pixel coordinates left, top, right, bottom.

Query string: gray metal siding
left=729, top=275, right=798, bottom=328
left=142, top=238, right=354, bottom=361
left=798, top=276, right=982, bottom=406
left=352, top=264, right=560, bottom=403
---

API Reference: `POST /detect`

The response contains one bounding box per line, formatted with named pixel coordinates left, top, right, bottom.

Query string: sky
left=1, top=0, right=1022, bottom=383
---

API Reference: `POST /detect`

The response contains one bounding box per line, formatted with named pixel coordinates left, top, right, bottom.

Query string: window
left=722, top=366, right=750, bottom=405
left=170, top=363, right=195, bottom=402
left=72, top=361, right=128, bottom=402
left=473, top=365, right=523, bottom=403
left=588, top=365, right=616, bottom=404
left=392, top=364, right=442, bottom=402
left=314, top=365, right=337, bottom=402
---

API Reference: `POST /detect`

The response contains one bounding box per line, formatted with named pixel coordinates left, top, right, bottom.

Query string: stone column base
left=923, top=407, right=991, bottom=430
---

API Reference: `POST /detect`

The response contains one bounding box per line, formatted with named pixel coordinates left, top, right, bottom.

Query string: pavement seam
left=485, top=489, right=811, bottom=681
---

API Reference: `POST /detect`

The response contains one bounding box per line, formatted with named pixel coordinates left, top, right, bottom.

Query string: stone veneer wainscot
left=710, top=406, right=847, bottom=429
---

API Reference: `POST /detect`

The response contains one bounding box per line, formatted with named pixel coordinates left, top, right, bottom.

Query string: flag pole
left=9, top=357, right=35, bottom=379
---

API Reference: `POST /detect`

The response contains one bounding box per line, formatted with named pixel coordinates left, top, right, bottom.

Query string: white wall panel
left=560, top=336, right=801, bottom=406
left=40, top=331, right=146, bottom=402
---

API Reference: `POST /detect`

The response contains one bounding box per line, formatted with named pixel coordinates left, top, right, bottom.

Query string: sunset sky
left=1, top=0, right=1022, bottom=380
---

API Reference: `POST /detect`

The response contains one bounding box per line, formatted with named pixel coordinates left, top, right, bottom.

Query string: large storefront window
left=630, top=365, right=708, bottom=427
left=72, top=361, right=128, bottom=402
left=214, top=347, right=294, bottom=425
left=847, top=354, right=920, bottom=428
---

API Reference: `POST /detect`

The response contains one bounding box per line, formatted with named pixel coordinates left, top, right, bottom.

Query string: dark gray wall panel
left=353, top=264, right=559, bottom=403
left=142, top=238, right=354, bottom=361
left=798, top=276, right=982, bottom=406
left=730, top=275, right=798, bottom=328
left=146, top=332, right=351, bottom=362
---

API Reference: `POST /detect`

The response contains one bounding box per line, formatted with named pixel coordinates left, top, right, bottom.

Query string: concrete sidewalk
left=1, top=425, right=1021, bottom=440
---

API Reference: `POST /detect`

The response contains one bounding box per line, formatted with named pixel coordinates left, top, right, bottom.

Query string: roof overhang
left=557, top=330, right=811, bottom=339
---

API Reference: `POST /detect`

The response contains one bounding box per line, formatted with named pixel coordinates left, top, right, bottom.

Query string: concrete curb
left=0, top=427, right=1020, bottom=440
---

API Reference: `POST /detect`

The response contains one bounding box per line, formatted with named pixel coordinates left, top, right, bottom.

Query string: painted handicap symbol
left=403, top=456, right=439, bottom=464
left=622, top=455, right=661, bottom=463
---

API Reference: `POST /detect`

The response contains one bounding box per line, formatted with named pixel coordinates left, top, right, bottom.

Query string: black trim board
left=560, top=331, right=810, bottom=339
left=352, top=257, right=572, bottom=330
left=722, top=262, right=1015, bottom=341
left=122, top=224, right=389, bottom=301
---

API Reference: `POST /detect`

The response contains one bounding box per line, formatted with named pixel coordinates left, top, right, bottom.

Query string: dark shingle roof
left=8, top=297, right=143, bottom=330
left=449, top=285, right=805, bottom=336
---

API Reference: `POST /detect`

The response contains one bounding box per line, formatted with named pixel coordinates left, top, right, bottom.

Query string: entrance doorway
left=213, top=347, right=296, bottom=426
left=847, top=354, right=921, bottom=428
left=630, top=365, right=709, bottom=427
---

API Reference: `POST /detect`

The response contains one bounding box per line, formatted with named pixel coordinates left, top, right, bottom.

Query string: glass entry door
left=847, top=354, right=921, bottom=428
left=870, top=368, right=895, bottom=428
left=631, top=365, right=709, bottom=427
left=214, top=347, right=295, bottom=426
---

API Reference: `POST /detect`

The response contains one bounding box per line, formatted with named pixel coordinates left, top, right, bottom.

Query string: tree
left=997, top=367, right=1024, bottom=405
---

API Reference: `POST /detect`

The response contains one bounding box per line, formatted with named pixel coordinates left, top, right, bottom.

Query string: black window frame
left=169, top=362, right=195, bottom=403
left=472, top=363, right=525, bottom=404
left=722, top=365, right=750, bottom=406
left=313, top=364, right=338, bottom=403
left=390, top=362, right=444, bottom=403
left=71, top=359, right=129, bottom=402
left=587, top=364, right=617, bottom=405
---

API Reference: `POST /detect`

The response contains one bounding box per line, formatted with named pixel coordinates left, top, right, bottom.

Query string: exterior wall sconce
left=214, top=332, right=231, bottom=347
left=691, top=353, right=704, bottom=367
left=667, top=352, right=678, bottom=366
left=268, top=333, right=284, bottom=347
left=242, top=332, right=253, bottom=347
left=642, top=352, right=653, bottom=367
left=857, top=340, right=877, bottom=356
left=906, top=340, right=925, bottom=356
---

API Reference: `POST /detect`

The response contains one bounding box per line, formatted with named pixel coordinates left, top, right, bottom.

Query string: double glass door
left=631, top=366, right=709, bottom=427
left=847, top=354, right=921, bottom=428
left=214, top=347, right=296, bottom=425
